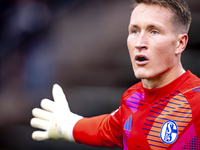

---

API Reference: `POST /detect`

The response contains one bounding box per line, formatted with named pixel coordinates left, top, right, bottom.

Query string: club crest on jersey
left=160, top=120, right=178, bottom=144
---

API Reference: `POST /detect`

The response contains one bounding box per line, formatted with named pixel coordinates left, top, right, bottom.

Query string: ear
left=175, top=34, right=188, bottom=55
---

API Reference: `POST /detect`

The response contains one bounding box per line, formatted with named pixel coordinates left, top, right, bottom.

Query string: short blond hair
left=132, top=0, right=192, bottom=33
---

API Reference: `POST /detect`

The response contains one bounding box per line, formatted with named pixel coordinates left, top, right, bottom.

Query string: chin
left=133, top=67, right=147, bottom=79
left=134, top=72, right=148, bottom=79
left=134, top=70, right=158, bottom=80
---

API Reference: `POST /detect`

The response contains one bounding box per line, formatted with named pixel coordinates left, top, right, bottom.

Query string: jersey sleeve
left=184, top=88, right=200, bottom=140
left=73, top=107, right=123, bottom=148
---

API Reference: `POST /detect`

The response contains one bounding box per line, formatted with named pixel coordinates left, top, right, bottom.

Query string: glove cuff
left=58, top=113, right=83, bottom=142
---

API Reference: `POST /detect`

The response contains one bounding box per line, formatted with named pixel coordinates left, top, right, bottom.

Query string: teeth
left=138, top=57, right=147, bottom=61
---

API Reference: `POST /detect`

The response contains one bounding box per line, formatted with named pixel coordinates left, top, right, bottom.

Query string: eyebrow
left=128, top=24, right=138, bottom=29
left=129, top=23, right=165, bottom=31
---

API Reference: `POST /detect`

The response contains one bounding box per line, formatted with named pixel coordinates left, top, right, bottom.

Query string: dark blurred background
left=0, top=0, right=199, bottom=149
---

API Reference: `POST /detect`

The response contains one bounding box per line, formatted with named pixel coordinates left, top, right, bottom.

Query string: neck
left=142, top=67, right=185, bottom=89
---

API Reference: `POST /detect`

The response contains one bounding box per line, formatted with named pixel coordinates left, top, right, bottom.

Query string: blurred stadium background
left=0, top=0, right=199, bottom=149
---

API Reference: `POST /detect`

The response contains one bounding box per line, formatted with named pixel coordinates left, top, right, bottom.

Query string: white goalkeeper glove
left=30, top=84, right=83, bottom=141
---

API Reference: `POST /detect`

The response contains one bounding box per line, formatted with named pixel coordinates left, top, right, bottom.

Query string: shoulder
left=180, top=72, right=200, bottom=103
left=121, top=81, right=143, bottom=102
left=179, top=71, right=200, bottom=93
left=179, top=72, right=200, bottom=139
left=179, top=71, right=200, bottom=110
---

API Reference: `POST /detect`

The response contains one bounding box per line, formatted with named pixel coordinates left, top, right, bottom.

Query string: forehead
left=130, top=3, right=173, bottom=28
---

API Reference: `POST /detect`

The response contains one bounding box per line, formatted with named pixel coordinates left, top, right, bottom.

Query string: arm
left=30, top=84, right=123, bottom=148
left=73, top=108, right=123, bottom=148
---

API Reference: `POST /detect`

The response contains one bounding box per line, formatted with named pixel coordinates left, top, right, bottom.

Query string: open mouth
left=135, top=55, right=149, bottom=65
left=137, top=56, right=147, bottom=62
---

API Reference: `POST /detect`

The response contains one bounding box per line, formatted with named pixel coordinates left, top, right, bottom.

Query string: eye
left=151, top=30, right=159, bottom=35
left=132, top=29, right=139, bottom=34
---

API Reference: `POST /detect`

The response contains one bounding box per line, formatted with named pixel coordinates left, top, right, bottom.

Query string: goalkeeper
left=31, top=0, right=200, bottom=149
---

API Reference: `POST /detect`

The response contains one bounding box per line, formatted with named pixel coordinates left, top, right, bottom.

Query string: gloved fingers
left=30, top=118, right=49, bottom=130
left=32, top=131, right=48, bottom=141
left=32, top=108, right=52, bottom=121
left=52, top=84, right=70, bottom=111
left=41, top=99, right=55, bottom=112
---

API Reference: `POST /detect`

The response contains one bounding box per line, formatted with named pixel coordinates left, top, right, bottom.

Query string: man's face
left=127, top=3, right=180, bottom=80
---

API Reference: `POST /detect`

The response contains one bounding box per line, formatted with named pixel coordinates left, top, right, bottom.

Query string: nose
left=135, top=32, right=148, bottom=50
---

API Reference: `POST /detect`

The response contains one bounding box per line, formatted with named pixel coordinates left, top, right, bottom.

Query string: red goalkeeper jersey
left=73, top=71, right=200, bottom=150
